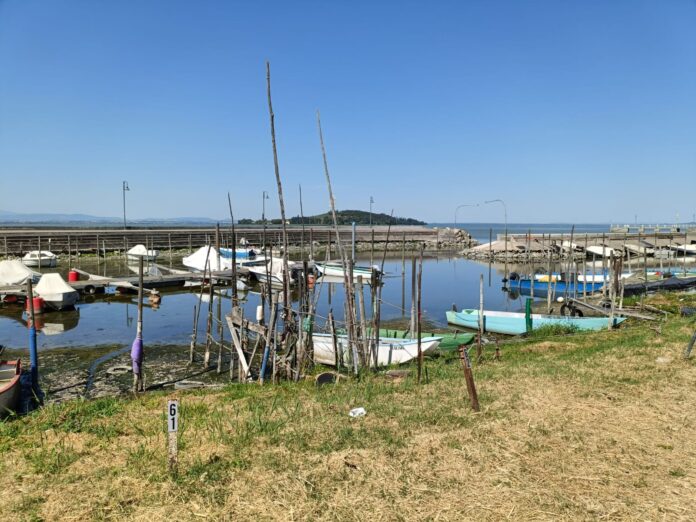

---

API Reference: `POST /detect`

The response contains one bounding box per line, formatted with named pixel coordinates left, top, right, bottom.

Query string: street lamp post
left=485, top=199, right=509, bottom=281
left=454, top=204, right=479, bottom=230
left=122, top=181, right=130, bottom=229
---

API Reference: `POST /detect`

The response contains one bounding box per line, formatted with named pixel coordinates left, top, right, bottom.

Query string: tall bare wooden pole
left=266, top=61, right=291, bottom=311
left=317, top=111, right=358, bottom=374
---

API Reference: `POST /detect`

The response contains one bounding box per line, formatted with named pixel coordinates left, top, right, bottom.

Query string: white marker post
left=167, top=399, right=179, bottom=475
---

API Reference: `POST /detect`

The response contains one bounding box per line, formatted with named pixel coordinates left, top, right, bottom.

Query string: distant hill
left=239, top=210, right=425, bottom=226
left=0, top=209, right=223, bottom=226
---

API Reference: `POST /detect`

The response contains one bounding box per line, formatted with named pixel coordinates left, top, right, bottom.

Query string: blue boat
left=511, top=278, right=604, bottom=296
left=446, top=309, right=625, bottom=336
left=219, top=247, right=257, bottom=260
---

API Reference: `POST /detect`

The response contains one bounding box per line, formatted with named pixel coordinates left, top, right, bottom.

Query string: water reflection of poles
left=26, top=279, right=43, bottom=405
left=485, top=199, right=508, bottom=281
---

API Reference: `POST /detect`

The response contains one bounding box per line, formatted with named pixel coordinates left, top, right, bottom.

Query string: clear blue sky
left=1, top=1, right=694, bottom=224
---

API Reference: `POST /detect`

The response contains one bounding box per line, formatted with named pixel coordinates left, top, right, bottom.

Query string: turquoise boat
left=446, top=309, right=625, bottom=336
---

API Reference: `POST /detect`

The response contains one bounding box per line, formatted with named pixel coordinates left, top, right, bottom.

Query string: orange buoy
left=68, top=270, right=80, bottom=282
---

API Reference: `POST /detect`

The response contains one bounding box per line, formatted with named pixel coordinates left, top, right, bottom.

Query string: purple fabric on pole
left=131, top=336, right=143, bottom=374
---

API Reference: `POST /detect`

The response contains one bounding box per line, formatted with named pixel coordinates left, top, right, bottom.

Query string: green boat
left=374, top=328, right=475, bottom=351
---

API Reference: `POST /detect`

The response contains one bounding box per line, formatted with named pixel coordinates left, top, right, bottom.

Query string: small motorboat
left=0, top=259, right=41, bottom=286
left=34, top=273, right=79, bottom=310
left=315, top=262, right=381, bottom=283
left=22, top=251, right=57, bottom=268
left=220, top=247, right=257, bottom=260
left=0, top=359, right=21, bottom=417
left=126, top=244, right=159, bottom=262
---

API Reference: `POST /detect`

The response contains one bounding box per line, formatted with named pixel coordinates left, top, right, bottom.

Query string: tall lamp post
left=369, top=196, right=374, bottom=228
left=454, top=203, right=479, bottom=230
left=485, top=199, right=508, bottom=281
left=122, top=181, right=130, bottom=229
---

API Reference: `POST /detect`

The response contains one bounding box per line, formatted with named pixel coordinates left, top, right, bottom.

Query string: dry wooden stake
left=460, top=345, right=480, bottom=412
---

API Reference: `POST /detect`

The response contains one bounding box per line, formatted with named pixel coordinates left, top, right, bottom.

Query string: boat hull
left=313, top=333, right=442, bottom=367
left=512, top=279, right=604, bottom=295
left=0, top=360, right=21, bottom=417
left=446, top=309, right=625, bottom=336
left=315, top=263, right=378, bottom=282
left=374, top=328, right=475, bottom=351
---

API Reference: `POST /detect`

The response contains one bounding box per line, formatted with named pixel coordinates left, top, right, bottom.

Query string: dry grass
left=2, top=294, right=696, bottom=521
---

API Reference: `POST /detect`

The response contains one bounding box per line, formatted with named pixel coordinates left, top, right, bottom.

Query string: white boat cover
left=0, top=260, right=39, bottom=286
left=127, top=244, right=149, bottom=256
left=182, top=246, right=231, bottom=272
left=35, top=273, right=77, bottom=298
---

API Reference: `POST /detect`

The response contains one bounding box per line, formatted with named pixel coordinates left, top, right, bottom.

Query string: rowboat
left=511, top=278, right=605, bottom=295
left=446, top=309, right=625, bottom=335
left=34, top=273, right=79, bottom=310
left=315, top=262, right=380, bottom=283
left=374, top=328, right=475, bottom=351
left=313, top=333, right=442, bottom=367
left=22, top=251, right=57, bottom=268
left=127, top=244, right=159, bottom=262
left=0, top=359, right=21, bottom=417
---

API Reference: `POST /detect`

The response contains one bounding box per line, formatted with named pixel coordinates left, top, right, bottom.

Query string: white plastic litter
left=349, top=407, right=366, bottom=418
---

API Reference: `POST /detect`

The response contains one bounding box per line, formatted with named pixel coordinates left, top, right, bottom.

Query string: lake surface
left=0, top=253, right=530, bottom=350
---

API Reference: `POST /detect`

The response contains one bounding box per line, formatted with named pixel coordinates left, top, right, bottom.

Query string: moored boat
left=34, top=273, right=79, bottom=310
left=315, top=262, right=381, bottom=283
left=22, top=251, right=57, bottom=268
left=126, top=244, right=159, bottom=262
left=0, top=359, right=21, bottom=417
left=373, top=328, right=475, bottom=351
left=313, top=333, right=442, bottom=367
left=446, top=309, right=625, bottom=335
left=586, top=245, right=620, bottom=258
left=0, top=259, right=41, bottom=286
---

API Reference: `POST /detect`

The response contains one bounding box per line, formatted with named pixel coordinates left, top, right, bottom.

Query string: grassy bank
left=2, top=294, right=696, bottom=520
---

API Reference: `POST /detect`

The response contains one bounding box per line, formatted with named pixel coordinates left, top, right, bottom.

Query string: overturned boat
left=312, top=333, right=442, bottom=367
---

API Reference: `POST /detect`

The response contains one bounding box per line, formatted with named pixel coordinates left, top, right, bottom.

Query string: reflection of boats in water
left=0, top=306, right=80, bottom=335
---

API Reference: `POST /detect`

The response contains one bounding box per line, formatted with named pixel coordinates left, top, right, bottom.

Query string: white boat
left=34, top=273, right=79, bottom=310
left=576, top=272, right=634, bottom=283
left=624, top=243, right=654, bottom=256
left=247, top=257, right=303, bottom=287
left=315, top=262, right=381, bottom=282
left=127, top=244, right=159, bottom=262
left=672, top=244, right=696, bottom=255
left=0, top=260, right=41, bottom=286
left=0, top=360, right=21, bottom=417
left=22, top=250, right=57, bottom=268
left=586, top=245, right=619, bottom=258
left=312, top=333, right=442, bottom=367
left=182, top=246, right=233, bottom=272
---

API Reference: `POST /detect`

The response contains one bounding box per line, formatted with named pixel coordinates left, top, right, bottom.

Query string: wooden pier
left=0, top=225, right=451, bottom=257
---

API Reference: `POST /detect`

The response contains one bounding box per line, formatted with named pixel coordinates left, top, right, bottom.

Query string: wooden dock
left=0, top=225, right=447, bottom=257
